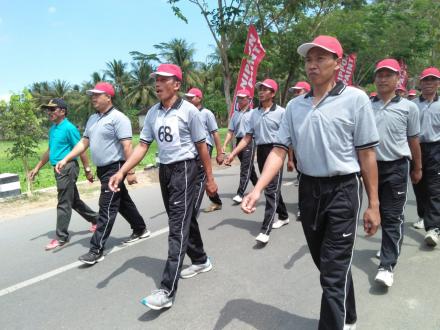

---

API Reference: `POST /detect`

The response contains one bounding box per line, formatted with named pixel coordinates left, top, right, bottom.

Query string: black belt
left=301, top=172, right=360, bottom=183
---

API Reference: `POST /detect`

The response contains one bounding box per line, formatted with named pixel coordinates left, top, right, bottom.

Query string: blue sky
left=0, top=0, right=215, bottom=101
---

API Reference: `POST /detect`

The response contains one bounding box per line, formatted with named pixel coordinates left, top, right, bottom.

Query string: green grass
left=0, top=128, right=229, bottom=191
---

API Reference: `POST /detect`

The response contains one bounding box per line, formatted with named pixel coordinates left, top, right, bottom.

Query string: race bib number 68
left=155, top=116, right=180, bottom=150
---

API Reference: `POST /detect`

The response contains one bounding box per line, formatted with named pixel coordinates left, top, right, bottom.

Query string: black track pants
left=236, top=137, right=258, bottom=197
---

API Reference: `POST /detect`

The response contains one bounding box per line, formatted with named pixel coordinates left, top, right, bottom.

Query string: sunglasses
left=45, top=107, right=59, bottom=112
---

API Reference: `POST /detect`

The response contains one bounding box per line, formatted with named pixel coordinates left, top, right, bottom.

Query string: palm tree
left=125, top=60, right=156, bottom=110
left=51, top=79, right=71, bottom=98
left=154, top=38, right=201, bottom=91
left=105, top=59, right=129, bottom=98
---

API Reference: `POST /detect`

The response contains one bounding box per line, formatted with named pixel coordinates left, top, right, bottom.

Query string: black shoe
left=78, top=251, right=104, bottom=265
left=124, top=228, right=151, bottom=244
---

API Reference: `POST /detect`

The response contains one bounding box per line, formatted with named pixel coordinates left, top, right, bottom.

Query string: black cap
left=41, top=98, right=68, bottom=110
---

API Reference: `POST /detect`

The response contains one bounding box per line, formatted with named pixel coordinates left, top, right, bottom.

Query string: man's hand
left=287, top=160, right=295, bottom=172
left=410, top=168, right=422, bottom=184
left=363, top=205, right=380, bottom=236
left=216, top=153, right=225, bottom=165
left=55, top=159, right=67, bottom=174
left=85, top=171, right=94, bottom=183
left=28, top=168, right=39, bottom=181
left=126, top=173, right=138, bottom=185
left=205, top=178, right=218, bottom=197
left=241, top=190, right=261, bottom=214
left=224, top=154, right=235, bottom=166
left=108, top=171, right=124, bottom=192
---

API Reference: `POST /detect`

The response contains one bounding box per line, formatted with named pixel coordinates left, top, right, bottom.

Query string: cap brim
left=185, top=93, right=196, bottom=97
left=375, top=66, right=400, bottom=73
left=255, top=82, right=274, bottom=91
left=297, top=42, right=338, bottom=58
left=420, top=74, right=440, bottom=80
left=150, top=71, right=175, bottom=79
left=86, top=89, right=106, bottom=96
left=236, top=93, right=249, bottom=97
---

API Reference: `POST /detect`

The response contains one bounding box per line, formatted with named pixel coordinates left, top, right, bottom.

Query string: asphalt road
left=1, top=164, right=439, bottom=329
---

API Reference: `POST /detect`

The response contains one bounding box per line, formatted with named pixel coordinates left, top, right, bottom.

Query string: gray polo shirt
left=372, top=95, right=419, bottom=161
left=228, top=108, right=253, bottom=138
left=140, top=98, right=206, bottom=164
left=245, top=103, right=285, bottom=145
left=275, top=82, right=379, bottom=177
left=83, top=107, right=132, bottom=167
left=412, top=95, right=440, bottom=143
left=199, top=107, right=218, bottom=146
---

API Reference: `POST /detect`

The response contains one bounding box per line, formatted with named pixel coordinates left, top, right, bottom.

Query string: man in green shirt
left=29, top=98, right=98, bottom=250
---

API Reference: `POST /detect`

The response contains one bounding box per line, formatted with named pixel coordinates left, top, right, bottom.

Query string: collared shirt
left=48, top=118, right=80, bottom=166
left=83, top=107, right=132, bottom=167
left=228, top=107, right=252, bottom=138
left=140, top=98, right=206, bottom=164
left=412, top=94, right=440, bottom=143
left=199, top=107, right=218, bottom=146
left=245, top=103, right=285, bottom=145
left=275, top=82, right=379, bottom=177
left=372, top=95, right=419, bottom=161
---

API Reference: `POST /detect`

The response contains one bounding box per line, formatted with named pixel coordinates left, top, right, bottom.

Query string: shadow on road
left=96, top=256, right=164, bottom=289
left=30, top=229, right=90, bottom=241
left=284, top=245, right=309, bottom=270
left=213, top=299, right=317, bottom=330
left=209, top=218, right=261, bottom=236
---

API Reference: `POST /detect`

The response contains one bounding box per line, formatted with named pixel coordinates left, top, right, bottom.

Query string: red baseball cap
left=396, top=85, right=407, bottom=92
left=86, top=82, right=115, bottom=97
left=256, top=79, right=278, bottom=93
left=292, top=81, right=311, bottom=92
left=150, top=63, right=183, bottom=81
left=375, top=58, right=400, bottom=73
left=408, top=89, right=417, bottom=96
left=236, top=89, right=251, bottom=98
left=185, top=87, right=203, bottom=99
left=297, top=35, right=343, bottom=59
left=419, top=67, right=440, bottom=80
left=369, top=91, right=377, bottom=97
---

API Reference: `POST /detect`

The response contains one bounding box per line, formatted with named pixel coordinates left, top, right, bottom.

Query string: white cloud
left=48, top=6, right=56, bottom=14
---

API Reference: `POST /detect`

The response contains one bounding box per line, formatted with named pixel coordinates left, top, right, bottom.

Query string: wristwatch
left=84, top=167, right=91, bottom=173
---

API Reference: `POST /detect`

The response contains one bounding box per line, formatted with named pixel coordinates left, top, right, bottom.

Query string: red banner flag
left=335, top=53, right=357, bottom=86
left=230, top=25, right=266, bottom=117
left=397, top=59, right=408, bottom=90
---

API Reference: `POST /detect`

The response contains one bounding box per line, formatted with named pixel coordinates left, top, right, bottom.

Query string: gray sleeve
left=139, top=108, right=155, bottom=144
left=189, top=108, right=207, bottom=143
left=83, top=116, right=92, bottom=139
left=407, top=102, right=420, bottom=137
left=228, top=115, right=235, bottom=131
left=206, top=110, right=218, bottom=133
left=354, top=99, right=380, bottom=149
left=114, top=113, right=132, bottom=140
left=245, top=110, right=256, bottom=135
left=274, top=106, right=293, bottom=150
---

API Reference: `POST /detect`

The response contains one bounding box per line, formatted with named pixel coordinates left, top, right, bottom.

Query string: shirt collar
left=159, top=97, right=183, bottom=111
left=304, top=81, right=346, bottom=99
left=371, top=94, right=401, bottom=103
left=258, top=102, right=277, bottom=112
left=419, top=93, right=439, bottom=102
left=97, top=106, right=115, bottom=116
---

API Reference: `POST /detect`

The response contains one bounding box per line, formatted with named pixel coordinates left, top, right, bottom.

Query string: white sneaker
left=296, top=210, right=301, bottom=221
left=180, top=258, right=213, bottom=279
left=272, top=218, right=290, bottom=229
left=255, top=233, right=269, bottom=244
left=375, top=268, right=394, bottom=287
left=343, top=323, right=357, bottom=330
left=376, top=250, right=381, bottom=259
left=232, top=195, right=243, bottom=204
left=425, top=228, right=440, bottom=247
left=413, top=218, right=424, bottom=229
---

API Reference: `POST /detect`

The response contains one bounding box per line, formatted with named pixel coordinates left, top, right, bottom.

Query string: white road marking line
left=0, top=226, right=169, bottom=298
left=283, top=182, right=294, bottom=186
